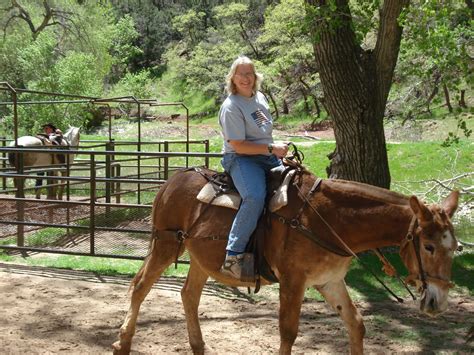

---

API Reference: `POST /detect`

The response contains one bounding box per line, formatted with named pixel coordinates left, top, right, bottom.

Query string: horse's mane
left=320, top=176, right=410, bottom=207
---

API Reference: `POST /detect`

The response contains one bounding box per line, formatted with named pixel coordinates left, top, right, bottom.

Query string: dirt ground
left=1, top=262, right=473, bottom=354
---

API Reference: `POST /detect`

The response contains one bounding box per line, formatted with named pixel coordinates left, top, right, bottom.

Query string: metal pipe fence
left=0, top=143, right=222, bottom=260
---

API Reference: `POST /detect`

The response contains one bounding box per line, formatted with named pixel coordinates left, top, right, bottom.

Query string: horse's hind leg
left=112, top=239, right=183, bottom=355
left=315, top=280, right=365, bottom=355
left=57, top=171, right=66, bottom=200
left=181, top=259, right=209, bottom=354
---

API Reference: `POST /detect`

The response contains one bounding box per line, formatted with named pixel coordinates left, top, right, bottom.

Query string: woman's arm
left=228, top=140, right=289, bottom=158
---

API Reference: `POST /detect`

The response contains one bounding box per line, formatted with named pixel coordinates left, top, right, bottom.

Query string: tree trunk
left=299, top=77, right=321, bottom=117
left=459, top=89, right=467, bottom=108
left=305, top=0, right=409, bottom=188
left=443, top=83, right=453, bottom=113
left=282, top=99, right=289, bottom=114
left=300, top=89, right=310, bottom=114
left=264, top=89, right=279, bottom=120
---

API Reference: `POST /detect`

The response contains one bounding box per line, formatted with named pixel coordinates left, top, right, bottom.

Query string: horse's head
left=400, top=190, right=460, bottom=317
left=63, top=127, right=80, bottom=147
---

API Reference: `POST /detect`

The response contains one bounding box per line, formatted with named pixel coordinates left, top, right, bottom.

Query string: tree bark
left=305, top=0, right=409, bottom=188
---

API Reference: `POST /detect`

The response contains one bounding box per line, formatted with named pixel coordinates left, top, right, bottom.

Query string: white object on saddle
left=196, top=182, right=241, bottom=210
left=268, top=169, right=296, bottom=212
left=196, top=169, right=296, bottom=212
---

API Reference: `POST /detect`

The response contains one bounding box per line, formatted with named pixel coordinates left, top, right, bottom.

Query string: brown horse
left=112, top=165, right=460, bottom=354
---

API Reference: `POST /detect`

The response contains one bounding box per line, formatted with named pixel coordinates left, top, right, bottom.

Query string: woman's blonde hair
left=225, top=56, right=263, bottom=95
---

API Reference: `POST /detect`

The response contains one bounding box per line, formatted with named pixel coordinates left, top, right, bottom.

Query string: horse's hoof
left=112, top=341, right=131, bottom=355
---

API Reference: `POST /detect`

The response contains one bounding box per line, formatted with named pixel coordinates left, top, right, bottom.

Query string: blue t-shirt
left=219, top=91, right=274, bottom=154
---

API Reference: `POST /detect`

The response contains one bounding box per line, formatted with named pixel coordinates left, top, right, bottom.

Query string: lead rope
left=373, top=248, right=416, bottom=300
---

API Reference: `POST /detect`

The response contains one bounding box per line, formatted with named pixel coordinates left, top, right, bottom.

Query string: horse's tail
left=7, top=152, right=16, bottom=168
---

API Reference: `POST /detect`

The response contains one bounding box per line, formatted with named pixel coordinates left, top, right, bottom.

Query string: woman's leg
left=225, top=156, right=267, bottom=253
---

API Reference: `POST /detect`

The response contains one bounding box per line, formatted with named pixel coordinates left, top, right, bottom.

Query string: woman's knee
left=241, top=193, right=266, bottom=210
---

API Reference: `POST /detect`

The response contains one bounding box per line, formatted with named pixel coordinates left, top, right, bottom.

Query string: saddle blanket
left=196, top=169, right=296, bottom=212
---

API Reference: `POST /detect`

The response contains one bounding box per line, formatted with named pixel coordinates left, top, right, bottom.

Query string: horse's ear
left=409, top=196, right=433, bottom=223
left=442, top=190, right=459, bottom=218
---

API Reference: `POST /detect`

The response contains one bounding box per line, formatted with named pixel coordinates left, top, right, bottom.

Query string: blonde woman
left=219, top=56, right=288, bottom=279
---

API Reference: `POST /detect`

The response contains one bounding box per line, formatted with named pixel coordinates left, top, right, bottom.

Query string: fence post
left=158, top=141, right=163, bottom=180
left=137, top=140, right=141, bottom=204
left=89, top=154, right=96, bottom=255
left=115, top=164, right=121, bottom=204
left=66, top=152, right=71, bottom=237
left=105, top=141, right=113, bottom=216
left=205, top=140, right=210, bottom=168
left=15, top=152, right=24, bottom=247
left=1, top=137, right=5, bottom=191
left=164, top=141, right=169, bottom=181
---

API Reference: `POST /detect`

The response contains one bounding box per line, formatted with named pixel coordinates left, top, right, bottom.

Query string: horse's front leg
left=112, top=240, right=182, bottom=354
left=278, top=274, right=306, bottom=355
left=315, top=280, right=365, bottom=355
left=181, top=258, right=209, bottom=354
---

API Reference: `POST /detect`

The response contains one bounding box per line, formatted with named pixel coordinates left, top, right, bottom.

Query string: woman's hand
left=270, top=142, right=289, bottom=159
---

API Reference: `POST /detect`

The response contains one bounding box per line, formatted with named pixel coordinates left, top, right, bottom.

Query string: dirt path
left=1, top=262, right=472, bottom=354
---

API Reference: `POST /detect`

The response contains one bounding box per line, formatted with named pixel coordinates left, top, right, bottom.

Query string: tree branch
left=3, top=0, right=79, bottom=41
left=374, top=0, right=410, bottom=107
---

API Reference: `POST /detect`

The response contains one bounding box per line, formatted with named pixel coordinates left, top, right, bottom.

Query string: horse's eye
left=424, top=244, right=435, bottom=254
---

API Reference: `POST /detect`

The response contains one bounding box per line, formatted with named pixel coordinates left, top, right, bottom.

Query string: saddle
left=36, top=134, right=67, bottom=164
left=196, top=166, right=296, bottom=289
left=197, top=167, right=296, bottom=212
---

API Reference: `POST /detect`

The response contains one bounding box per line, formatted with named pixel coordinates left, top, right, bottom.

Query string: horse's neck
left=317, top=178, right=414, bottom=253
left=63, top=128, right=79, bottom=146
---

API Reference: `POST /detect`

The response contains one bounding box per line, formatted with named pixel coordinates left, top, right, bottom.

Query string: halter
left=403, top=216, right=454, bottom=292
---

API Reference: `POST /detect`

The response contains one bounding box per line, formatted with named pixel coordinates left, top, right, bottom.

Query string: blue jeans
left=221, top=153, right=282, bottom=253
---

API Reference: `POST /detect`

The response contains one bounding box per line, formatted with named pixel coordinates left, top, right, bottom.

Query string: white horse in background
left=8, top=127, right=81, bottom=199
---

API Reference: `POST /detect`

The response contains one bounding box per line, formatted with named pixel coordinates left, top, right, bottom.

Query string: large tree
left=305, top=0, right=410, bottom=188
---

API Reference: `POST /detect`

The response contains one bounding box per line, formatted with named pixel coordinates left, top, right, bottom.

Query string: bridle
left=402, top=216, right=455, bottom=293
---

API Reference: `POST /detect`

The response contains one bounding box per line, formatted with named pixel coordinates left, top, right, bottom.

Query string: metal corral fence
left=0, top=139, right=222, bottom=260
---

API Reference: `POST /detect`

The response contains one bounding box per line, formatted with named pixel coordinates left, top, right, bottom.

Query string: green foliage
left=108, top=14, right=143, bottom=82
left=107, top=69, right=154, bottom=99
left=16, top=32, right=57, bottom=88
left=55, top=52, right=104, bottom=97
left=172, top=9, right=207, bottom=47
left=394, top=0, right=472, bottom=134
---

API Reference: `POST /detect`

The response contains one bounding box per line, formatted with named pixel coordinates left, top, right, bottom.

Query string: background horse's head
left=400, top=190, right=460, bottom=317
left=63, top=126, right=80, bottom=147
